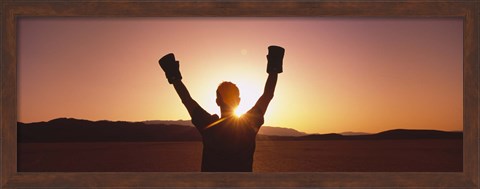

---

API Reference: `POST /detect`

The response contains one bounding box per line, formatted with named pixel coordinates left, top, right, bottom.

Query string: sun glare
left=209, top=70, right=264, bottom=119
left=234, top=81, right=262, bottom=118
left=234, top=108, right=245, bottom=117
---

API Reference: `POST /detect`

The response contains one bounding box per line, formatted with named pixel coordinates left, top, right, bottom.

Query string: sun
left=230, top=79, right=263, bottom=118
left=205, top=68, right=264, bottom=119
left=234, top=107, right=245, bottom=117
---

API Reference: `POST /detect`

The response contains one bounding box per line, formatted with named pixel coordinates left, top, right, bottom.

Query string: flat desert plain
left=18, top=139, right=462, bottom=172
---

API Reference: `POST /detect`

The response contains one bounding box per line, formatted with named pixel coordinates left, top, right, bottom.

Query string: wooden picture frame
left=1, top=1, right=478, bottom=188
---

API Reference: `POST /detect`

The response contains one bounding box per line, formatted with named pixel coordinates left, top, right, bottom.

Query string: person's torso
left=200, top=116, right=259, bottom=172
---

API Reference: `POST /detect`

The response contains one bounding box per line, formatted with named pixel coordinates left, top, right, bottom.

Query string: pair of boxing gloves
left=159, top=46, right=285, bottom=84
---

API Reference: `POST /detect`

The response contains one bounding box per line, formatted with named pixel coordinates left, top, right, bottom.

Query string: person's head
left=216, top=81, right=240, bottom=111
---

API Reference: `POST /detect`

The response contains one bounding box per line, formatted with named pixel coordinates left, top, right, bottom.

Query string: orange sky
left=18, top=18, right=463, bottom=134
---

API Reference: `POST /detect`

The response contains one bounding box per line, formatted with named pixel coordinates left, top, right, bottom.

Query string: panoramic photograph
left=17, top=17, right=463, bottom=172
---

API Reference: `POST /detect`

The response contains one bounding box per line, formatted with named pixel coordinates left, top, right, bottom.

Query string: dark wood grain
left=4, top=172, right=476, bottom=188
left=2, top=0, right=19, bottom=188
left=0, top=0, right=3, bottom=187
left=2, top=0, right=478, bottom=188
left=463, top=1, right=480, bottom=188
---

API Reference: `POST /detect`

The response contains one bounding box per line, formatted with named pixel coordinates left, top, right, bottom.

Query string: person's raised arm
left=159, top=53, right=198, bottom=115
left=171, top=80, right=198, bottom=115
left=254, top=46, right=285, bottom=116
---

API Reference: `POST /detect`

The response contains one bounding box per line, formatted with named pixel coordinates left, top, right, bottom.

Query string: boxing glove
left=267, top=45, right=285, bottom=74
left=159, top=53, right=182, bottom=84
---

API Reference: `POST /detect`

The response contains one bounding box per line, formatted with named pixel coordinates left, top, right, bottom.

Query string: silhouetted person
left=158, top=46, right=285, bottom=172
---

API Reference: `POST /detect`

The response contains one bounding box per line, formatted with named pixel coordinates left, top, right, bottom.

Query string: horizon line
left=18, top=117, right=464, bottom=135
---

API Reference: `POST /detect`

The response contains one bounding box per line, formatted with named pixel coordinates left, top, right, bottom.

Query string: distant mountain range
left=340, top=131, right=371, bottom=136
left=18, top=118, right=462, bottom=143
left=143, top=120, right=193, bottom=127
left=143, top=119, right=307, bottom=136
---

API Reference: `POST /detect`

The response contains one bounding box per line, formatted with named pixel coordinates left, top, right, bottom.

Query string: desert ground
left=18, top=139, right=462, bottom=172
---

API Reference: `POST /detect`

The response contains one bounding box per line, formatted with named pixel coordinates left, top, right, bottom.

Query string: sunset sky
left=18, top=18, right=463, bottom=134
